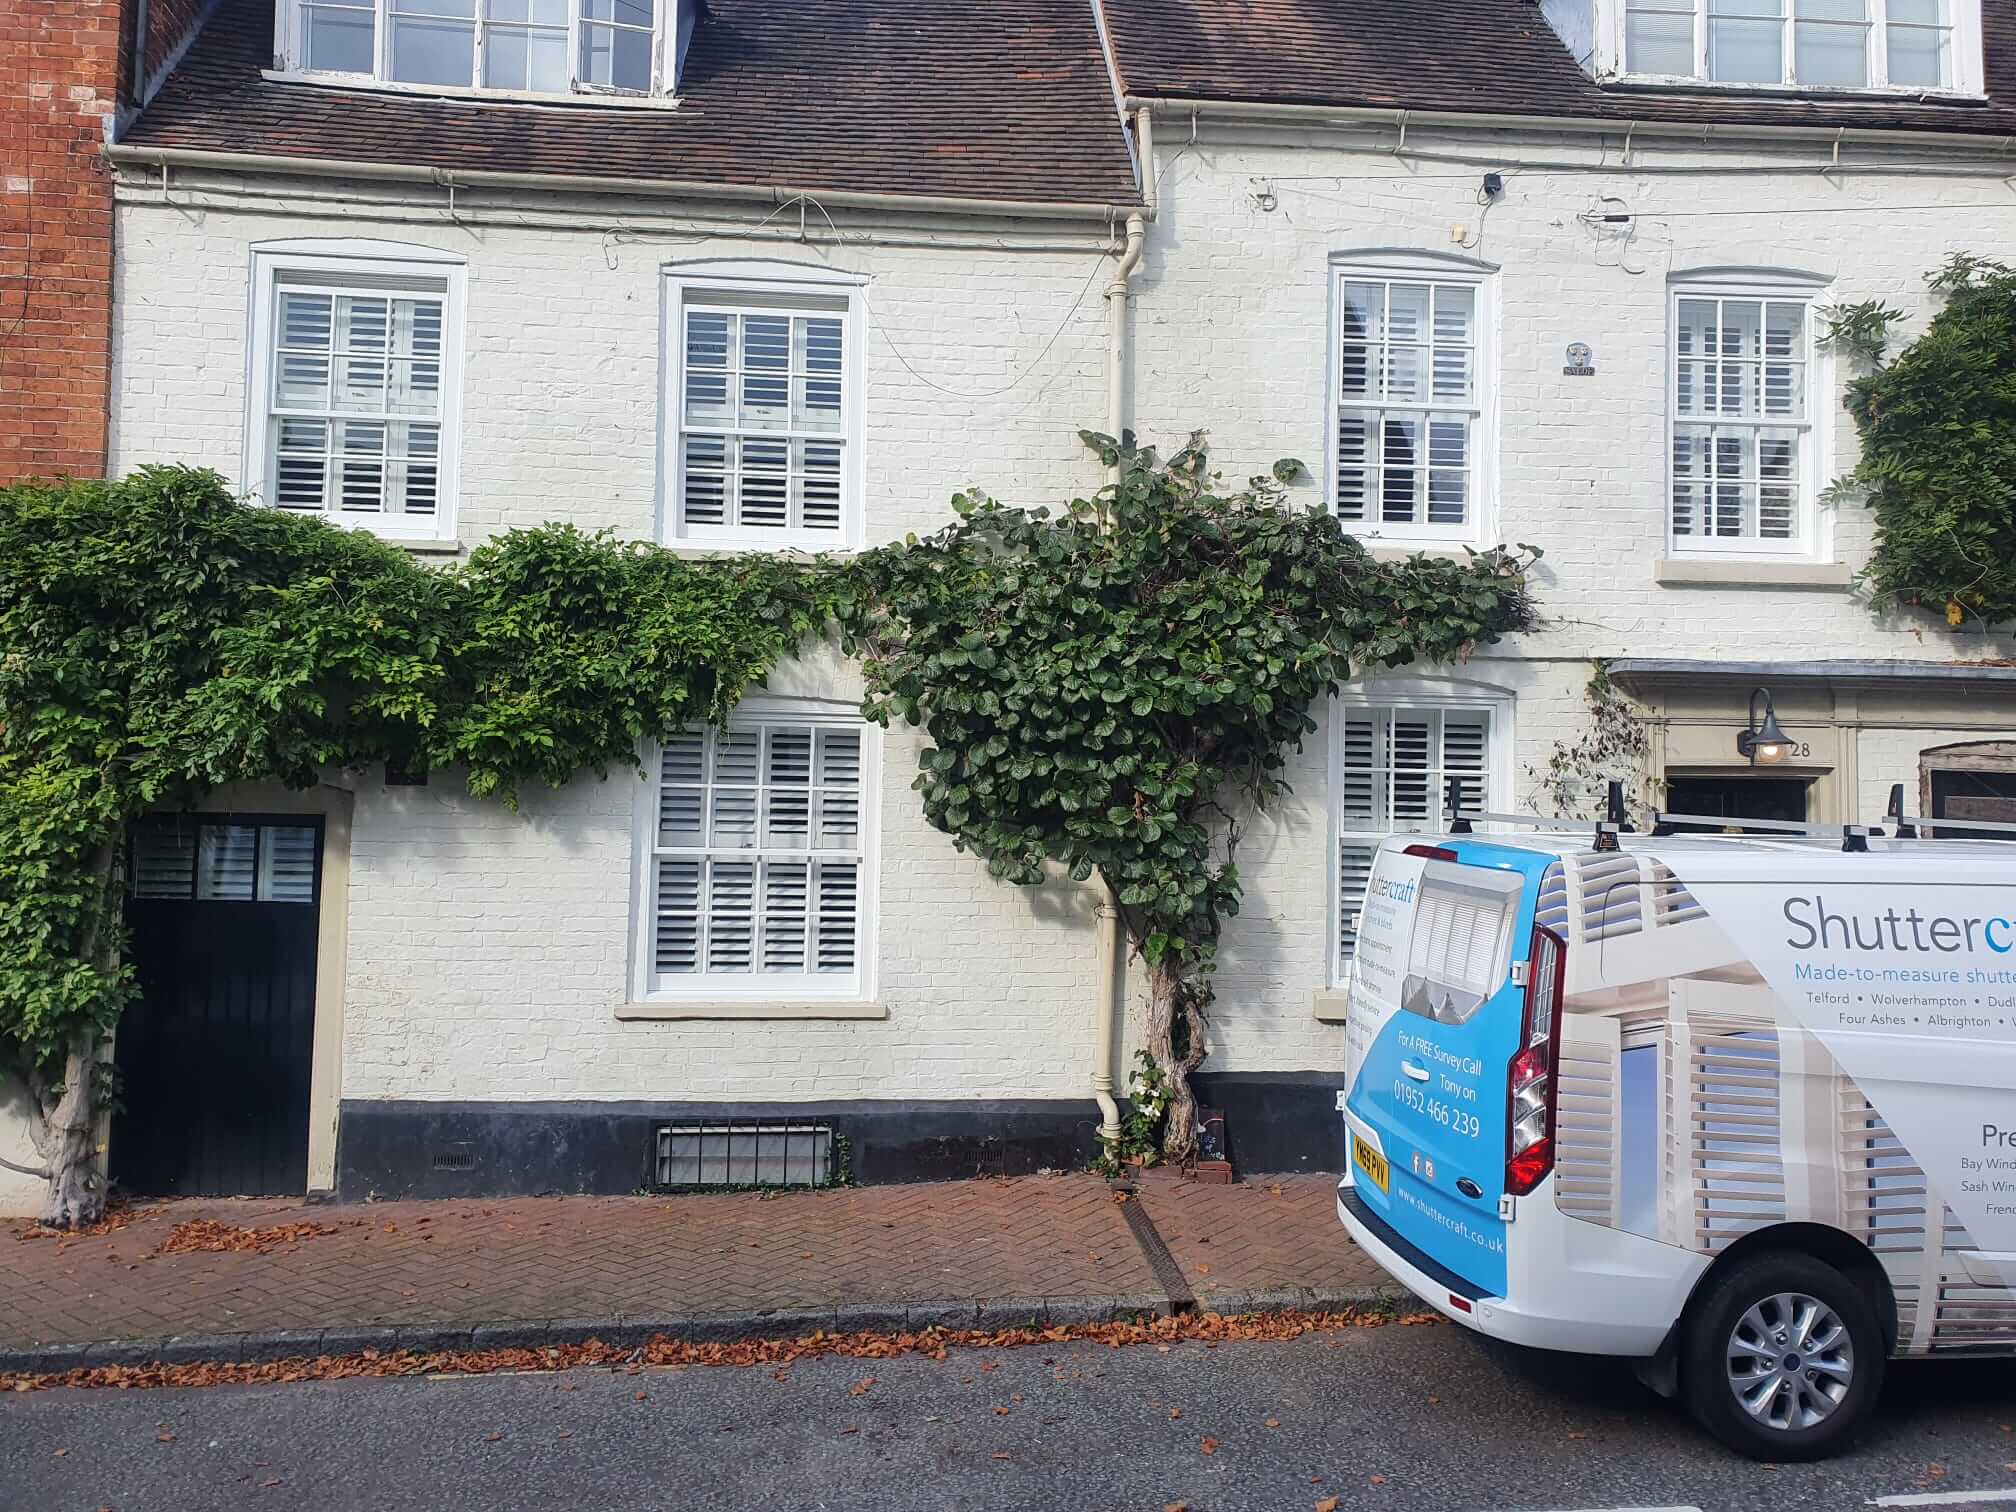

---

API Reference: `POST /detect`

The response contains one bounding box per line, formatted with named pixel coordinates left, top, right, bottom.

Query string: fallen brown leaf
left=1315, top=1499, right=1340, bottom=1512
left=1264, top=1416, right=1280, bottom=1429
left=1369, top=1474, right=1387, bottom=1485
left=1168, top=1407, right=1182, bottom=1420
left=155, top=1432, right=175, bottom=1443
left=0, top=1306, right=1417, bottom=1397
left=991, top=1451, right=1011, bottom=1461
left=483, top=1432, right=503, bottom=1443
left=850, top=1377, right=875, bottom=1396
left=1196, top=1264, right=1210, bottom=1275
left=993, top=1406, right=1010, bottom=1416
left=1199, top=1436, right=1220, bottom=1456
left=152, top=1220, right=340, bottom=1258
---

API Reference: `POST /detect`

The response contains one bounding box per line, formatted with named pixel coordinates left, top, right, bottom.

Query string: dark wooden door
left=112, top=817, right=322, bottom=1197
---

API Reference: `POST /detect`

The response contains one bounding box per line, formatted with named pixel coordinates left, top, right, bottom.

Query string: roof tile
left=1103, top=0, right=2016, bottom=137
left=125, top=0, right=1141, bottom=207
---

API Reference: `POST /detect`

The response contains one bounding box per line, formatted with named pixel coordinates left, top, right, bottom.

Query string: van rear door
left=1342, top=840, right=1549, bottom=1299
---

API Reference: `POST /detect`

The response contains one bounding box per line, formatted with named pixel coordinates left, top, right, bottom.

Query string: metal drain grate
left=653, top=1122, right=835, bottom=1190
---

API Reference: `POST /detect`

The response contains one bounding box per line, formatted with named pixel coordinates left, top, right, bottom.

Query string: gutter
left=103, top=142, right=1147, bottom=222
left=1120, top=93, right=2016, bottom=155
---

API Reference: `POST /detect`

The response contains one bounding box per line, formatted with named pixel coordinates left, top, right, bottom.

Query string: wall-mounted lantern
left=1735, top=687, right=1792, bottom=766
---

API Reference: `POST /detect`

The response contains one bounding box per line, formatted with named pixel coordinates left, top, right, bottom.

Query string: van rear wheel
left=1680, top=1250, right=1884, bottom=1462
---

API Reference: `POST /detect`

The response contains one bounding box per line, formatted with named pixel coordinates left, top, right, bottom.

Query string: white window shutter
left=646, top=710, right=871, bottom=996
left=1334, top=700, right=1495, bottom=968
left=1334, top=273, right=1483, bottom=535
left=196, top=825, right=259, bottom=901
left=264, top=266, right=452, bottom=533
left=676, top=297, right=853, bottom=547
left=131, top=824, right=197, bottom=899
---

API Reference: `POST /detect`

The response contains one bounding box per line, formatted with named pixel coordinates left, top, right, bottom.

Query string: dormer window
left=277, top=0, right=671, bottom=99
left=1601, top=0, right=1980, bottom=92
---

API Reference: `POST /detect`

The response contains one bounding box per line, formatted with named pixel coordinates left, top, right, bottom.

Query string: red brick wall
left=142, top=0, right=209, bottom=86
left=0, top=1, right=125, bottom=482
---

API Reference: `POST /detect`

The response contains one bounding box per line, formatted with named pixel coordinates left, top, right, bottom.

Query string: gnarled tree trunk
left=1144, top=955, right=1209, bottom=1163
left=31, top=1040, right=104, bottom=1228
left=28, top=838, right=121, bottom=1228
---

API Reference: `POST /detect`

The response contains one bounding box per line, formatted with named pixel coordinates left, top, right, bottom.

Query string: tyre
left=1680, top=1249, right=1885, bottom=1462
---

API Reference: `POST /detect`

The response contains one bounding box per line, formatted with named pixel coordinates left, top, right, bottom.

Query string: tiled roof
left=123, top=0, right=1142, bottom=209
left=1102, top=0, right=2016, bottom=137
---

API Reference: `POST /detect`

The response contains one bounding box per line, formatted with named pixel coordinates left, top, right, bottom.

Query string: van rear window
left=1401, top=864, right=1521, bottom=1025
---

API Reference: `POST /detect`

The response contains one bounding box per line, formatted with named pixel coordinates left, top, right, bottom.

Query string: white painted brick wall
left=108, top=187, right=1115, bottom=1106
left=1129, top=124, right=2016, bottom=666
left=1122, top=121, right=2016, bottom=1077
left=96, top=139, right=2016, bottom=1127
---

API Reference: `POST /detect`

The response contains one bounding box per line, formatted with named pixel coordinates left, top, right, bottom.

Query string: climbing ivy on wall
left=838, top=433, right=1539, bottom=1161
left=1831, top=254, right=2016, bottom=630
left=1525, top=661, right=1652, bottom=820
left=0, top=468, right=828, bottom=1226
left=3, top=435, right=1542, bottom=1219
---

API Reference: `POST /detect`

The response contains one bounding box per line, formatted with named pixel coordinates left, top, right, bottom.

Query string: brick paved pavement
left=1130, top=1169, right=1383, bottom=1308
left=1, top=1171, right=1386, bottom=1360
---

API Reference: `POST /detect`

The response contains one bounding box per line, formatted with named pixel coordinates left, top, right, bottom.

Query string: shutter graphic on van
left=1539, top=848, right=2016, bottom=1361
left=1688, top=1024, right=1788, bottom=1253
left=1553, top=1014, right=1621, bottom=1227
left=1399, top=865, right=1520, bottom=1025
left=1332, top=705, right=1488, bottom=975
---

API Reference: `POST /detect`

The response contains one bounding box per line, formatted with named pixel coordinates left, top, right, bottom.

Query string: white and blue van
left=1337, top=828, right=2016, bottom=1460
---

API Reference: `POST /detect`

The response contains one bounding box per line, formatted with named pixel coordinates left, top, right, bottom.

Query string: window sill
left=1596, top=74, right=1985, bottom=105
left=1655, top=557, right=1853, bottom=589
left=392, top=537, right=463, bottom=556
left=662, top=542, right=856, bottom=562
left=618, top=999, right=886, bottom=1021
left=1312, top=988, right=1352, bottom=1023
left=1362, top=543, right=1481, bottom=565
left=262, top=69, right=684, bottom=112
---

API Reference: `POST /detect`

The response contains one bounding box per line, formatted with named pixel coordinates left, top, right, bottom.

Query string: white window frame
left=659, top=263, right=868, bottom=552
left=629, top=697, right=881, bottom=1006
left=1594, top=0, right=1982, bottom=94
left=1325, top=251, right=1499, bottom=548
left=269, top=0, right=678, bottom=104
left=243, top=239, right=467, bottom=542
left=1664, top=268, right=1833, bottom=562
left=1327, top=679, right=1514, bottom=987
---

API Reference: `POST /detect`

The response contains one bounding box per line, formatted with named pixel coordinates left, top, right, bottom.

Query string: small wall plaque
left=1563, top=341, right=1595, bottom=376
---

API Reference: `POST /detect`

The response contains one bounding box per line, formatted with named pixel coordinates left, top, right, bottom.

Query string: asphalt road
left=6, top=1319, right=2016, bottom=1512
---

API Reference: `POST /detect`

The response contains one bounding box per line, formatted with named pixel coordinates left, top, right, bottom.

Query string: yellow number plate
left=1352, top=1133, right=1390, bottom=1193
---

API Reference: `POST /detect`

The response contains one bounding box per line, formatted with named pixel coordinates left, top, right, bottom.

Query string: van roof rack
left=1648, top=811, right=1883, bottom=852
left=1444, top=778, right=1635, bottom=851
left=1884, top=781, right=2016, bottom=839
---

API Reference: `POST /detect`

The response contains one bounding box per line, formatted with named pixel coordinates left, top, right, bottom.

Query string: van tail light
left=1403, top=844, right=1459, bottom=862
left=1505, top=924, right=1566, bottom=1198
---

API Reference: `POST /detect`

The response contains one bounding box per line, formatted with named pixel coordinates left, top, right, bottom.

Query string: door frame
left=149, top=782, right=355, bottom=1195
